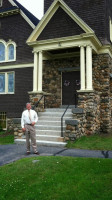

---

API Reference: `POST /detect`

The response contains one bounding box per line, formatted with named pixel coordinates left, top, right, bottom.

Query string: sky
left=17, top=0, right=44, bottom=20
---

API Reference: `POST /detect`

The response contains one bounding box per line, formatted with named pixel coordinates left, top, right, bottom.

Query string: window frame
left=0, top=71, right=15, bottom=94
left=0, top=40, right=16, bottom=63
left=7, top=41, right=16, bottom=62
left=0, top=41, right=6, bottom=62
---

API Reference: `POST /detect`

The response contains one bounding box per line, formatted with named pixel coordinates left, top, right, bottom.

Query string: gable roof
left=8, top=0, right=39, bottom=29
left=27, top=0, right=94, bottom=43
left=38, top=7, right=85, bottom=41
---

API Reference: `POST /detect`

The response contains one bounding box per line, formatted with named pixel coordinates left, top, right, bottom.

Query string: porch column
left=37, top=51, right=43, bottom=92
left=80, top=46, right=85, bottom=90
left=86, top=45, right=93, bottom=90
left=33, top=52, right=38, bottom=92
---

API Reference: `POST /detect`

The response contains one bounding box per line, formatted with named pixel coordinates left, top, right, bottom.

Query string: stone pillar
left=86, top=45, right=93, bottom=90
left=33, top=52, right=38, bottom=92
left=38, top=51, right=43, bottom=92
left=80, top=46, right=85, bottom=90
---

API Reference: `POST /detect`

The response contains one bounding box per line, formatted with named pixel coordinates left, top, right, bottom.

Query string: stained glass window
left=8, top=73, right=14, bottom=93
left=0, top=74, right=5, bottom=93
left=8, top=44, right=14, bottom=60
left=0, top=43, right=5, bottom=61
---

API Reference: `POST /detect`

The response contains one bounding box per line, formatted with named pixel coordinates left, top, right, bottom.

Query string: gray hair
left=26, top=103, right=31, bottom=106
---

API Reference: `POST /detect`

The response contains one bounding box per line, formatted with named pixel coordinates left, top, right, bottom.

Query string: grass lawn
left=0, top=130, right=14, bottom=145
left=66, top=133, right=112, bottom=150
left=0, top=156, right=112, bottom=200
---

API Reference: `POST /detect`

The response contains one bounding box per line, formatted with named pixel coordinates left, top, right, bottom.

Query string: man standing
left=21, top=103, right=39, bottom=155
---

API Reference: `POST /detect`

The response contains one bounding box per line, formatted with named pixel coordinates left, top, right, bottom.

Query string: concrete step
left=35, top=125, right=66, bottom=131
left=37, top=120, right=65, bottom=126
left=14, top=139, right=67, bottom=147
left=35, top=125, right=65, bottom=131
left=44, top=108, right=72, bottom=112
left=35, top=130, right=61, bottom=136
left=36, top=135, right=64, bottom=142
left=38, top=116, right=72, bottom=121
left=38, top=112, right=72, bottom=117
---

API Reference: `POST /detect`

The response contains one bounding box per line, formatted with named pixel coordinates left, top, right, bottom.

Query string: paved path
left=0, top=144, right=112, bottom=166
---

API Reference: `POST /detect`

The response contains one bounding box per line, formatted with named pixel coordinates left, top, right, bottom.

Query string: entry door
left=62, top=71, right=80, bottom=105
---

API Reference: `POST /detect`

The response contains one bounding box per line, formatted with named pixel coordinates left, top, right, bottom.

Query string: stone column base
left=28, top=91, right=51, bottom=112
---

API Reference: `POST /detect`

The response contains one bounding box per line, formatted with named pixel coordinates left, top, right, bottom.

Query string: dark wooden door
left=62, top=71, right=80, bottom=105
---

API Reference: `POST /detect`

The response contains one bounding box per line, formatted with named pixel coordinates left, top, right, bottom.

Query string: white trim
left=0, top=0, right=3, bottom=7
left=20, top=10, right=35, bottom=29
left=0, top=63, right=34, bottom=70
left=7, top=40, right=16, bottom=61
left=0, top=40, right=16, bottom=63
left=31, top=33, right=101, bottom=53
left=86, top=45, right=93, bottom=90
left=27, top=0, right=94, bottom=43
left=8, top=0, right=36, bottom=29
left=80, top=46, right=85, bottom=90
left=0, top=71, right=15, bottom=94
left=98, top=45, right=112, bottom=58
left=109, top=17, right=112, bottom=42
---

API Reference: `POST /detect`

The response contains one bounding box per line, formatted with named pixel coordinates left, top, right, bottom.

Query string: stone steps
left=15, top=108, right=73, bottom=147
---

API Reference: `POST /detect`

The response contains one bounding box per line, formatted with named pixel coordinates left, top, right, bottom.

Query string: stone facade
left=7, top=53, right=112, bottom=140
left=42, top=57, right=80, bottom=108
left=30, top=53, right=112, bottom=140
left=7, top=118, right=24, bottom=138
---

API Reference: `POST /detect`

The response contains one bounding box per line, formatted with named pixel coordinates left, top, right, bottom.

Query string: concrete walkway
left=0, top=144, right=112, bottom=166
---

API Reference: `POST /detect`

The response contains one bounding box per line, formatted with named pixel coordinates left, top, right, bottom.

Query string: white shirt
left=21, top=109, right=38, bottom=128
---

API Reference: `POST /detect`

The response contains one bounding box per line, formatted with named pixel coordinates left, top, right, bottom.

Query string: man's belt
left=26, top=123, right=32, bottom=125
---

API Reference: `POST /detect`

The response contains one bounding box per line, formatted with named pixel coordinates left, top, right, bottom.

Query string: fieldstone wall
left=11, top=53, right=111, bottom=141
left=43, top=57, right=80, bottom=108
left=93, top=54, right=112, bottom=133
left=64, top=53, right=112, bottom=140
left=65, top=108, right=86, bottom=140
left=28, top=92, right=45, bottom=112
left=7, top=118, right=24, bottom=139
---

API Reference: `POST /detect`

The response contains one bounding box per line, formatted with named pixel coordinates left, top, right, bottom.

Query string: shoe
left=34, top=151, right=40, bottom=155
left=26, top=151, right=30, bottom=155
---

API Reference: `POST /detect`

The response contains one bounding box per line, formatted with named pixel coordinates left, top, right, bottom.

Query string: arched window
left=0, top=40, right=16, bottom=62
left=0, top=42, right=5, bottom=61
left=8, top=44, right=14, bottom=60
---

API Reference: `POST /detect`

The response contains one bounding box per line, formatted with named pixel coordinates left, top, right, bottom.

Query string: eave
left=0, top=8, right=19, bottom=17
left=28, top=33, right=102, bottom=53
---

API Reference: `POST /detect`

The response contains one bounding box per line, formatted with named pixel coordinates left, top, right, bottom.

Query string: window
left=8, top=72, right=14, bottom=93
left=8, top=44, right=14, bottom=61
left=0, top=40, right=16, bottom=63
left=0, top=0, right=3, bottom=7
left=0, top=42, right=5, bottom=61
left=0, top=112, right=7, bottom=130
left=0, top=73, right=5, bottom=92
left=0, top=72, right=15, bottom=94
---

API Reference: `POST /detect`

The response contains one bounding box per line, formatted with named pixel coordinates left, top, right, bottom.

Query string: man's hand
left=31, top=122, right=35, bottom=126
left=22, top=128, right=26, bottom=132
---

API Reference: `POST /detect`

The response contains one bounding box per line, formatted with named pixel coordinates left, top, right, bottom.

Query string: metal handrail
left=32, top=95, right=45, bottom=110
left=61, top=92, right=78, bottom=137
left=61, top=105, right=69, bottom=137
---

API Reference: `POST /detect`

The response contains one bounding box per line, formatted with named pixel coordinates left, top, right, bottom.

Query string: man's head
left=26, top=103, right=31, bottom=110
